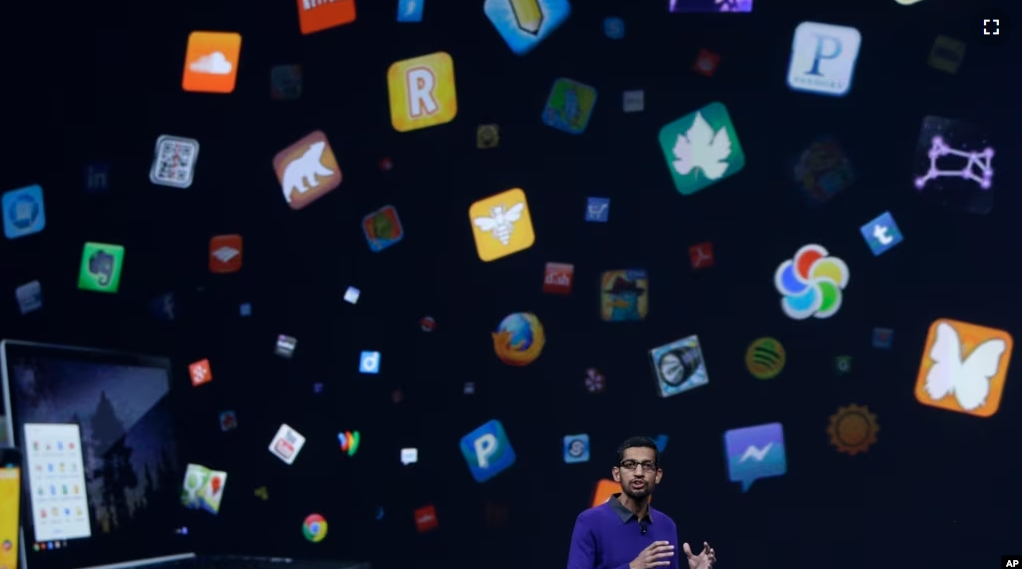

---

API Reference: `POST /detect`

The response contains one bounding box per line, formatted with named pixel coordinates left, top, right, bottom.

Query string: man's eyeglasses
left=618, top=460, right=658, bottom=471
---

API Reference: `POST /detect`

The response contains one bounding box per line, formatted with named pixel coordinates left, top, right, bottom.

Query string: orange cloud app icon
left=915, top=318, right=1013, bottom=418
left=182, top=31, right=242, bottom=94
left=591, top=479, right=617, bottom=507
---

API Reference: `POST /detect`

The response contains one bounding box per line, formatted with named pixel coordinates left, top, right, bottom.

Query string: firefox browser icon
left=302, top=513, right=328, bottom=542
left=492, top=312, right=546, bottom=366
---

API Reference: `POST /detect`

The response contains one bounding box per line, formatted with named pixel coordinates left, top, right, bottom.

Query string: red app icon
left=693, top=48, right=721, bottom=77
left=209, top=234, right=243, bottom=273
left=189, top=359, right=213, bottom=387
left=689, top=242, right=714, bottom=269
left=414, top=504, right=438, bottom=533
left=543, top=262, right=574, bottom=294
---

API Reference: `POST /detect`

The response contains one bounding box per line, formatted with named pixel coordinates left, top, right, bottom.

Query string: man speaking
left=567, top=436, right=717, bottom=569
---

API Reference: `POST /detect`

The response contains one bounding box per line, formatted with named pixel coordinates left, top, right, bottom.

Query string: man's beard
left=622, top=483, right=652, bottom=500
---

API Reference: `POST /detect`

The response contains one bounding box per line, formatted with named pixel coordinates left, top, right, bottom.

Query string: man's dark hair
left=616, top=435, right=660, bottom=465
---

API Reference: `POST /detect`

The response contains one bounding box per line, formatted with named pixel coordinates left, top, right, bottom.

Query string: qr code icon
left=149, top=135, right=200, bottom=188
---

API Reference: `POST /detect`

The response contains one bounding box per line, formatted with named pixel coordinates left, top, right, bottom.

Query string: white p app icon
left=473, top=433, right=498, bottom=468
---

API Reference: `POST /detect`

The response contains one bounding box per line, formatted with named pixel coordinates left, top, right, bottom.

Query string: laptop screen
left=2, top=341, right=196, bottom=569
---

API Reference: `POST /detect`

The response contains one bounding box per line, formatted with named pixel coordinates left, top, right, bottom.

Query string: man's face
left=612, top=446, right=662, bottom=499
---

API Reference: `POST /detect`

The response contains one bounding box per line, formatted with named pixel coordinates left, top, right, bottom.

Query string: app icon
left=792, top=136, right=855, bottom=205
left=397, top=0, right=424, bottom=21
left=15, top=280, right=43, bottom=315
left=585, top=197, right=610, bottom=222
left=469, top=188, right=535, bottom=262
left=414, top=504, right=438, bottom=533
left=745, top=337, right=785, bottom=380
left=273, top=131, right=342, bottom=210
left=3, top=184, right=46, bottom=239
left=622, top=90, right=644, bottom=113
left=584, top=368, right=605, bottom=393
left=275, top=335, right=297, bottom=358
left=659, top=102, right=745, bottom=195
left=872, top=327, right=894, bottom=349
left=337, top=431, right=360, bottom=456
left=493, top=312, right=545, bottom=366
left=344, top=286, right=360, bottom=304
left=484, top=0, right=571, bottom=55
left=209, top=234, right=243, bottom=273
left=600, top=270, right=648, bottom=322
left=268, top=423, right=307, bottom=465
left=915, top=318, right=1012, bottom=417
left=652, top=434, right=669, bottom=453
left=362, top=205, right=404, bottom=252
left=563, top=434, right=590, bottom=464
left=688, top=242, right=714, bottom=269
left=692, top=48, right=721, bottom=77
left=650, top=335, right=708, bottom=398
left=543, top=262, right=574, bottom=294
left=359, top=351, right=381, bottom=374
left=84, top=163, right=110, bottom=193
left=400, top=448, right=418, bottom=465
left=181, top=31, right=242, bottom=94
left=827, top=404, right=878, bottom=455
left=774, top=244, right=849, bottom=320
left=387, top=52, right=458, bottom=133
left=542, top=78, right=597, bottom=135
left=604, top=17, right=624, bottom=39
left=270, top=64, right=303, bottom=100
left=78, top=242, right=125, bottom=293
left=219, top=410, right=237, bottom=431
left=787, top=21, right=861, bottom=97
left=913, top=116, right=994, bottom=215
left=859, top=211, right=903, bottom=256
left=459, top=419, right=516, bottom=483
left=591, top=479, right=618, bottom=507
left=297, top=0, right=356, bottom=35
left=724, top=423, right=786, bottom=492
left=476, top=124, right=500, bottom=149
left=927, top=35, right=965, bottom=74
left=149, top=135, right=200, bottom=189
left=180, top=463, right=227, bottom=515
left=670, top=0, right=752, bottom=12
left=188, top=359, right=213, bottom=387
left=302, top=514, right=328, bottom=542
left=835, top=355, right=852, bottom=375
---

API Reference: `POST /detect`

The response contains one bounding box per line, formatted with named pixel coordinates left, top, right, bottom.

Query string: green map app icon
left=658, top=101, right=745, bottom=196
left=78, top=242, right=125, bottom=293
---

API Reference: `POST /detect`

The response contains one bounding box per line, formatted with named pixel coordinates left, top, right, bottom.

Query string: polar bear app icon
left=272, top=130, right=343, bottom=210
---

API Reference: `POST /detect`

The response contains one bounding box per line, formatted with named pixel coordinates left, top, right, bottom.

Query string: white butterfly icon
left=923, top=322, right=1009, bottom=411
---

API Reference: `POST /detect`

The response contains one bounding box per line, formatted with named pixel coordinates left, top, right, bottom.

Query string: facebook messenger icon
left=723, top=422, right=787, bottom=492
left=459, top=419, right=516, bottom=483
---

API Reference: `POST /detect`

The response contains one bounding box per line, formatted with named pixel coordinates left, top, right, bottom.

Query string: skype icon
left=359, top=351, right=381, bottom=374
left=563, top=434, right=590, bottom=464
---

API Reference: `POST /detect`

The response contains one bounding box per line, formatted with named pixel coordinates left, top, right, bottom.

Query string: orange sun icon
left=827, top=404, right=879, bottom=455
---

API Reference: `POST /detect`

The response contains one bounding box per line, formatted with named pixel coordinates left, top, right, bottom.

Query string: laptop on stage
left=1, top=340, right=369, bottom=569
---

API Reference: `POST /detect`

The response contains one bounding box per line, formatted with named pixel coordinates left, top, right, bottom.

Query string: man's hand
left=629, top=541, right=674, bottom=569
left=682, top=541, right=716, bottom=569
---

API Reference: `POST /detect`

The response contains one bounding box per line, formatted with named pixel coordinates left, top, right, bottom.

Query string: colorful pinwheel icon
left=774, top=244, right=850, bottom=320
